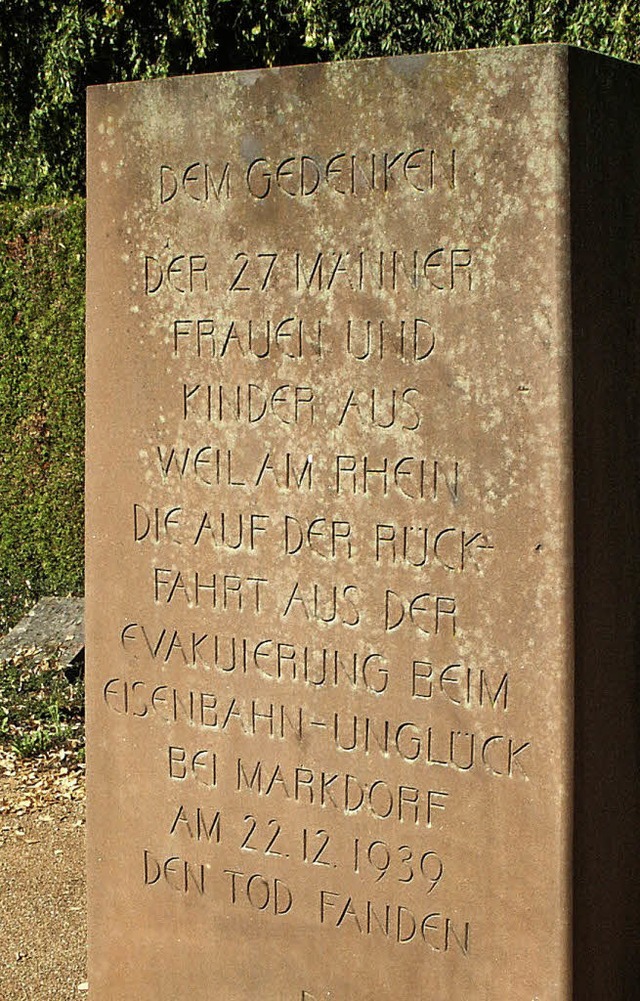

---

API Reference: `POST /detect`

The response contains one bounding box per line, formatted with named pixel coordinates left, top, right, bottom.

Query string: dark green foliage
left=0, top=201, right=85, bottom=633
left=342, top=1, right=640, bottom=60
left=2, top=2, right=637, bottom=202
left=0, top=1, right=346, bottom=200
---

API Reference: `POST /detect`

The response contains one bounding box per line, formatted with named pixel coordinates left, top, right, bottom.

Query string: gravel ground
left=0, top=764, right=86, bottom=1000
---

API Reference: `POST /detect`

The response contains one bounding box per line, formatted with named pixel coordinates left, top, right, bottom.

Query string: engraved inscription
left=158, top=147, right=458, bottom=206
left=87, top=53, right=552, bottom=997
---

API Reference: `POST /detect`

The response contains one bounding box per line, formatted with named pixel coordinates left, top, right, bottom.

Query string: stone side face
left=568, top=48, right=640, bottom=999
left=85, top=45, right=635, bottom=1000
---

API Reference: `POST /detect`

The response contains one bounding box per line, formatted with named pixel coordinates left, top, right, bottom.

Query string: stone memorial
left=86, top=45, right=640, bottom=999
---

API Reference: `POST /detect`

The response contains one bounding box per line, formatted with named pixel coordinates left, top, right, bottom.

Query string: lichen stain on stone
left=240, top=135, right=264, bottom=166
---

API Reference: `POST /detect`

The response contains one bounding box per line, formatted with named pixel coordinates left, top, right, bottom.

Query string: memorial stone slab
left=86, top=45, right=640, bottom=999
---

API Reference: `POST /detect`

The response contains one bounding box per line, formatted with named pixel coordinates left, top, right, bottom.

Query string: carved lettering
left=335, top=455, right=459, bottom=501
left=160, top=162, right=231, bottom=203
left=168, top=745, right=217, bottom=786
left=143, top=850, right=205, bottom=894
left=156, top=446, right=313, bottom=492
left=225, top=869, right=293, bottom=915
left=144, top=253, right=208, bottom=294
left=169, top=804, right=221, bottom=843
left=182, top=382, right=315, bottom=425
left=173, top=316, right=322, bottom=358
left=245, top=148, right=456, bottom=200
left=319, top=890, right=469, bottom=952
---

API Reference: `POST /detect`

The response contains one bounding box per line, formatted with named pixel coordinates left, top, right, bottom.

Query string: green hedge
left=0, top=200, right=85, bottom=633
